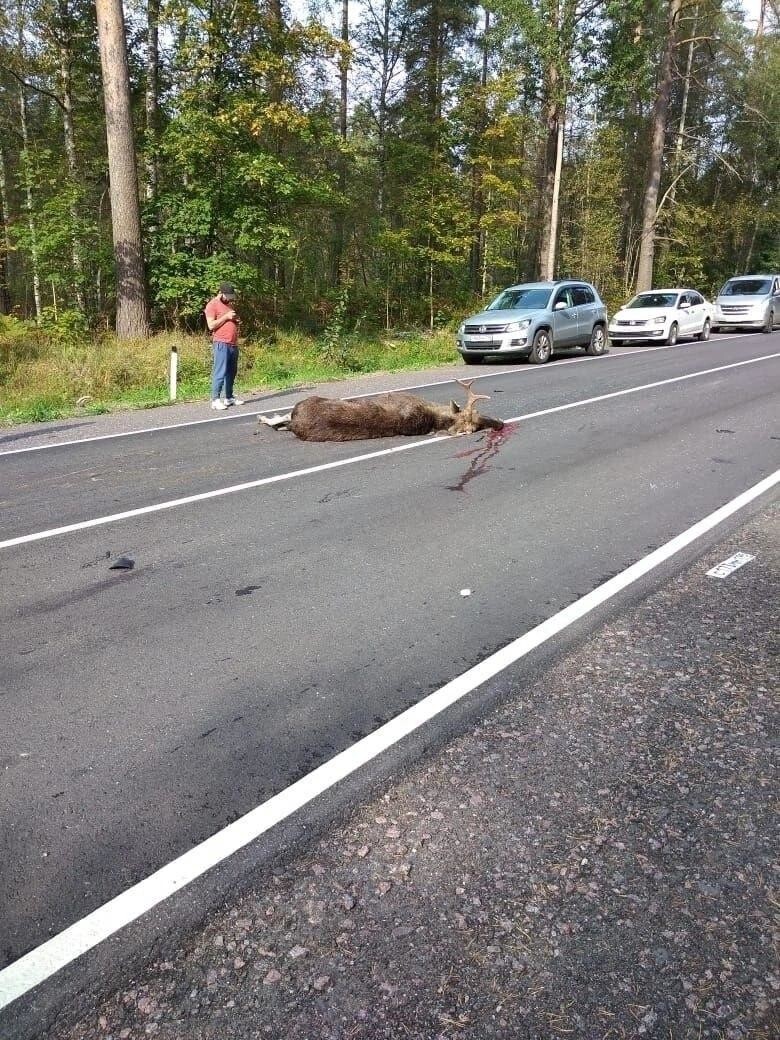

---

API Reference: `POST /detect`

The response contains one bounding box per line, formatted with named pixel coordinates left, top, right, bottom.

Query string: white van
left=713, top=274, right=780, bottom=333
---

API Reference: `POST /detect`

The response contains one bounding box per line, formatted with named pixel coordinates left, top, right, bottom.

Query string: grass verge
left=0, top=319, right=460, bottom=426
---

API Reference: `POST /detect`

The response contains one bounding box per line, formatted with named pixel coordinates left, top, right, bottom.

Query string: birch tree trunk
left=18, top=80, right=43, bottom=321
left=538, top=70, right=561, bottom=279
left=377, top=0, right=390, bottom=216
left=537, top=0, right=575, bottom=281
left=145, top=0, right=160, bottom=203
left=95, top=0, right=150, bottom=337
left=57, top=0, right=86, bottom=310
left=333, top=0, right=349, bottom=285
left=470, top=7, right=490, bottom=292
left=657, top=4, right=697, bottom=271
left=0, top=146, right=12, bottom=314
left=635, top=0, right=682, bottom=293
left=542, top=102, right=565, bottom=281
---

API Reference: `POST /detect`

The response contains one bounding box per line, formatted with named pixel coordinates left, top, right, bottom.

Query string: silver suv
left=713, top=274, right=780, bottom=333
left=456, top=280, right=608, bottom=364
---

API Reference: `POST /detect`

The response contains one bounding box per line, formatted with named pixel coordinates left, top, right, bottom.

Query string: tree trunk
left=657, top=3, right=697, bottom=271
left=57, top=0, right=86, bottom=311
left=635, top=0, right=682, bottom=294
left=95, top=0, right=150, bottom=337
left=333, top=0, right=349, bottom=285
left=376, top=0, right=393, bottom=216
left=537, top=0, right=574, bottom=281
left=18, top=81, right=43, bottom=322
left=145, top=0, right=160, bottom=202
left=0, top=146, right=11, bottom=314
left=537, top=80, right=560, bottom=278
left=542, top=105, right=565, bottom=281
left=469, top=7, right=490, bottom=293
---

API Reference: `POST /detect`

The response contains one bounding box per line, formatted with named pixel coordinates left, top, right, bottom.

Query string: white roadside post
left=169, top=345, right=178, bottom=401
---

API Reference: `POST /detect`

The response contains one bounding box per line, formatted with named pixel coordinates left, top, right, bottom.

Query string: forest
left=0, top=0, right=777, bottom=341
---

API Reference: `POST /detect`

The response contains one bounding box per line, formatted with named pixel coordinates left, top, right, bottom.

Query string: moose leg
left=257, top=412, right=293, bottom=431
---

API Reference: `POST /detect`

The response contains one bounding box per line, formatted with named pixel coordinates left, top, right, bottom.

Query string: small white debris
left=460, top=588, right=472, bottom=597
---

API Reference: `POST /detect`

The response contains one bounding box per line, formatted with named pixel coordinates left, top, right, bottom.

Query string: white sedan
left=609, top=289, right=714, bottom=346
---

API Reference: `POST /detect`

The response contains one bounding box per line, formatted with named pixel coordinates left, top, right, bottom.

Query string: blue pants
left=211, top=342, right=238, bottom=400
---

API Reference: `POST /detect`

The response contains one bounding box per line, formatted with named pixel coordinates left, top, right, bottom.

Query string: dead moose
left=257, top=380, right=504, bottom=442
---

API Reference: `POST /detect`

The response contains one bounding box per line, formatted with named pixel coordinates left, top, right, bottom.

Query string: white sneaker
left=211, top=399, right=228, bottom=410
left=225, top=397, right=245, bottom=406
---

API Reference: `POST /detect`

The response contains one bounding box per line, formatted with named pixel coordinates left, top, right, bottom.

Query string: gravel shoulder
left=37, top=505, right=780, bottom=1040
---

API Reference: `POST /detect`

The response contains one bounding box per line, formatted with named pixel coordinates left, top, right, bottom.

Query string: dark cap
left=219, top=282, right=236, bottom=300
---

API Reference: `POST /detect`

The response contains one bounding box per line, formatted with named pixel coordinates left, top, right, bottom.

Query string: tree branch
left=5, top=67, right=65, bottom=112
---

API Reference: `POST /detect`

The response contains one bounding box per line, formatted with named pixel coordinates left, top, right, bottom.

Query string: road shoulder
left=32, top=503, right=779, bottom=1040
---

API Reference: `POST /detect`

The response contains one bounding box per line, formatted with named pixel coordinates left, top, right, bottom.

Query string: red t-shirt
left=204, top=296, right=239, bottom=345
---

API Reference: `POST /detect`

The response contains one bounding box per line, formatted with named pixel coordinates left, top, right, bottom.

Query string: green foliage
left=0, top=0, right=776, bottom=340
left=39, top=306, right=90, bottom=342
left=319, top=284, right=353, bottom=367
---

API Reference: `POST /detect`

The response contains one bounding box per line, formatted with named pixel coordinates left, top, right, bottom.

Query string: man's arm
left=205, top=307, right=236, bottom=332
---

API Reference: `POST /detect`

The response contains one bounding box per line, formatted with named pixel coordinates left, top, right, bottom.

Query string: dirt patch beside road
left=46, top=508, right=778, bottom=1040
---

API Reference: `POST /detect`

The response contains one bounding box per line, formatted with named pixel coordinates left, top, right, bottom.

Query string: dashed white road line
left=0, top=333, right=766, bottom=457
left=1, top=352, right=778, bottom=551
left=0, top=467, right=776, bottom=1011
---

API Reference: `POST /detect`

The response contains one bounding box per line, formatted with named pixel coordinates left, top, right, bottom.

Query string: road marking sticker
left=0, top=333, right=768, bottom=457
left=706, top=551, right=755, bottom=578
left=1, top=352, right=778, bottom=552
left=0, top=468, right=777, bottom=1010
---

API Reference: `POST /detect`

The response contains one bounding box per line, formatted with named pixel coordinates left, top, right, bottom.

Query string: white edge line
left=2, top=351, right=778, bottom=551
left=0, top=332, right=765, bottom=457
left=0, top=466, right=777, bottom=1010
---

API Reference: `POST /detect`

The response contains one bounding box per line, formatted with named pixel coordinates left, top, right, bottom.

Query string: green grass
left=0, top=319, right=460, bottom=425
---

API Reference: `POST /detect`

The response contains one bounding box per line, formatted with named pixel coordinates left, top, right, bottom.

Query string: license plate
left=466, top=335, right=493, bottom=344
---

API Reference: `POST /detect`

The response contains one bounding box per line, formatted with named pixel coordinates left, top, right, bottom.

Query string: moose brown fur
left=258, top=380, right=503, bottom=442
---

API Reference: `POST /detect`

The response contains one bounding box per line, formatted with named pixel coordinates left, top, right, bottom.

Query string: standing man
left=205, top=282, right=244, bottom=410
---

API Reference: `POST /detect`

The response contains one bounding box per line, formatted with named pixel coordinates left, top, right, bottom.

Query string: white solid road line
left=0, top=332, right=766, bottom=457
left=0, top=467, right=777, bottom=1011
left=1, top=352, right=778, bottom=553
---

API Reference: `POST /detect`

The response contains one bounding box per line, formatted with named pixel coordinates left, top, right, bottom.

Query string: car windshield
left=625, top=292, right=678, bottom=309
left=720, top=279, right=771, bottom=296
left=486, top=287, right=552, bottom=311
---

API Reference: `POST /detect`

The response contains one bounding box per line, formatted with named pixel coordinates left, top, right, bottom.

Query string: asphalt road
left=1, top=334, right=778, bottom=982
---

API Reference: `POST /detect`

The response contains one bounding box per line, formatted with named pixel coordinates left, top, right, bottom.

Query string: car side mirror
left=679, top=302, right=689, bottom=309
left=554, top=300, right=567, bottom=311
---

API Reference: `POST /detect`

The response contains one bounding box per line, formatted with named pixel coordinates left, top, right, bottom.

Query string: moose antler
left=456, top=378, right=490, bottom=406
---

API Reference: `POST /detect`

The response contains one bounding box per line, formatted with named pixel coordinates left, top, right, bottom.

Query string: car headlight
left=505, top=319, right=531, bottom=332
left=653, top=316, right=667, bottom=325
left=458, top=323, right=465, bottom=335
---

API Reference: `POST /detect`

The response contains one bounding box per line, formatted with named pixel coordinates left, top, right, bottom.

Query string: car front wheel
left=461, top=353, right=484, bottom=365
left=666, top=322, right=679, bottom=345
left=697, top=319, right=711, bottom=342
left=528, top=328, right=552, bottom=364
left=610, top=337, right=625, bottom=347
left=763, top=309, right=775, bottom=333
left=586, top=324, right=607, bottom=355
